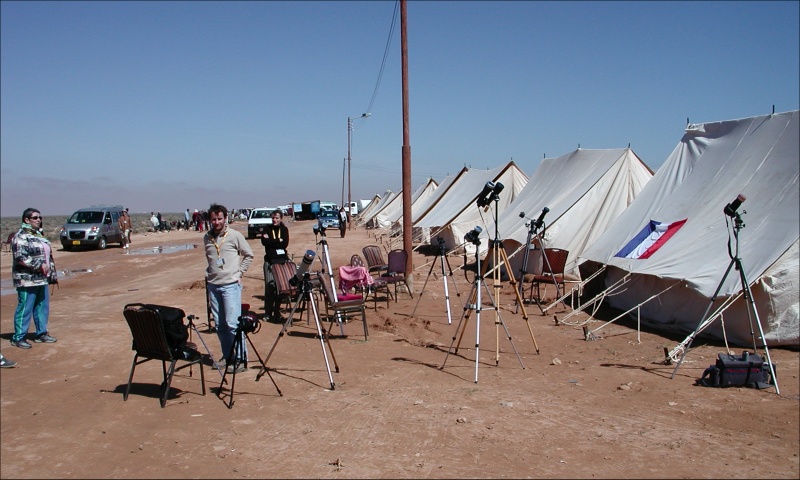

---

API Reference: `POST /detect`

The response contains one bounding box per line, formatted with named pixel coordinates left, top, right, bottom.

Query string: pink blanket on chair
left=338, top=265, right=374, bottom=293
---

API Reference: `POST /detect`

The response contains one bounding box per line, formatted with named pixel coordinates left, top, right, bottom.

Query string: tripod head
left=723, top=194, right=747, bottom=231
left=520, top=207, right=550, bottom=234
left=436, top=236, right=447, bottom=255
left=313, top=222, right=328, bottom=240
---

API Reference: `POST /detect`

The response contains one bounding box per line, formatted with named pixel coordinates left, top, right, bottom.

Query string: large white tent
left=354, top=193, right=382, bottom=223
left=362, top=190, right=396, bottom=228
left=371, top=178, right=439, bottom=230
left=492, top=148, right=653, bottom=279
left=579, top=110, right=799, bottom=347
left=413, top=162, right=528, bottom=250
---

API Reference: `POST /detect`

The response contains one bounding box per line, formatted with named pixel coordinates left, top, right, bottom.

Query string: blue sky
left=2, top=1, right=798, bottom=217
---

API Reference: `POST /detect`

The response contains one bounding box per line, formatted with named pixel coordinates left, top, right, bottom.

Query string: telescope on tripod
left=411, top=236, right=463, bottom=324
left=259, top=250, right=340, bottom=392
left=669, top=194, right=780, bottom=395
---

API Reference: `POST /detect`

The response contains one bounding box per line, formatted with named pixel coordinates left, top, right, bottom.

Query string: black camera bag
left=698, top=351, right=773, bottom=389
left=143, top=304, right=188, bottom=353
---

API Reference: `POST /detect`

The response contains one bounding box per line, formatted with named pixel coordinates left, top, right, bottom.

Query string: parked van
left=60, top=205, right=125, bottom=251
left=247, top=207, right=277, bottom=239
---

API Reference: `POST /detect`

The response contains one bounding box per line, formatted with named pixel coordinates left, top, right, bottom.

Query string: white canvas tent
left=354, top=194, right=382, bottom=223
left=372, top=178, right=439, bottom=230
left=362, top=190, right=396, bottom=228
left=493, top=148, right=653, bottom=280
left=413, top=162, right=528, bottom=251
left=579, top=110, right=799, bottom=347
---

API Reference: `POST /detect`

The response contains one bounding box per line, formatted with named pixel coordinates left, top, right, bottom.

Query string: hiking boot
left=0, top=354, right=17, bottom=368
left=10, top=339, right=32, bottom=349
left=34, top=334, right=57, bottom=343
left=226, top=363, right=247, bottom=374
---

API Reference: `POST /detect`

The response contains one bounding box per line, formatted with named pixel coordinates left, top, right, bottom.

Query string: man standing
left=261, top=209, right=290, bottom=321
left=118, top=209, right=133, bottom=249
left=10, top=208, right=58, bottom=349
left=338, top=207, right=348, bottom=238
left=204, top=203, right=253, bottom=373
left=184, top=208, right=191, bottom=230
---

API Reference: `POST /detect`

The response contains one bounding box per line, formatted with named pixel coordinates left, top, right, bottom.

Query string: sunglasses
left=29, top=216, right=42, bottom=220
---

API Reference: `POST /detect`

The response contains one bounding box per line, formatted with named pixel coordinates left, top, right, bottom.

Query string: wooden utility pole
left=401, top=0, right=413, bottom=290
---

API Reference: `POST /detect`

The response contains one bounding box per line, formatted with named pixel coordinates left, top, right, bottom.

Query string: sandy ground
left=0, top=220, right=798, bottom=479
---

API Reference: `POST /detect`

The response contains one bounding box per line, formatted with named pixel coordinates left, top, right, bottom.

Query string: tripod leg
left=474, top=275, right=481, bottom=384
left=671, top=258, right=736, bottom=379
left=411, top=255, right=438, bottom=317
left=478, top=261, right=526, bottom=369
left=187, top=316, right=224, bottom=379
left=499, top=247, right=539, bottom=354
left=443, top=254, right=464, bottom=311
left=246, top=334, right=281, bottom=396
left=736, top=259, right=781, bottom=395
left=442, top=280, right=477, bottom=368
left=441, top=258, right=454, bottom=325
left=308, top=290, right=337, bottom=389
left=261, top=292, right=306, bottom=369
left=218, top=329, right=245, bottom=409
left=454, top=279, right=478, bottom=354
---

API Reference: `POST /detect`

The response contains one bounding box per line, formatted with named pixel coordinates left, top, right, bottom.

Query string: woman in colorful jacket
left=10, top=208, right=58, bottom=349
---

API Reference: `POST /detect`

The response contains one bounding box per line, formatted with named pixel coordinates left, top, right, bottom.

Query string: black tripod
left=258, top=272, right=339, bottom=390
left=669, top=205, right=780, bottom=395
left=217, top=316, right=281, bottom=409
left=411, top=236, right=463, bottom=324
left=515, top=208, right=554, bottom=315
left=203, top=279, right=217, bottom=333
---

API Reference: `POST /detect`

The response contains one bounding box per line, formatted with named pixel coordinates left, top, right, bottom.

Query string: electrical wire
left=364, top=1, right=399, bottom=116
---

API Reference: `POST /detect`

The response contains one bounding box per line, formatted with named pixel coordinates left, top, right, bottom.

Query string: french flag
left=615, top=219, right=687, bottom=259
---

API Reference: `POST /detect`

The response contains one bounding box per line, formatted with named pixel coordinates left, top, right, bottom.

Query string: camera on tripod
left=289, top=250, right=316, bottom=287
left=313, top=223, right=327, bottom=236
left=476, top=181, right=504, bottom=208
left=464, top=226, right=482, bottom=245
left=239, top=312, right=260, bottom=334
left=436, top=236, right=446, bottom=250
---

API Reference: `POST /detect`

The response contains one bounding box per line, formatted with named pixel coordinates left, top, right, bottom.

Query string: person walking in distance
left=261, top=209, right=290, bottom=321
left=10, top=208, right=58, bottom=349
left=338, top=207, right=348, bottom=238
left=118, top=209, right=133, bottom=249
left=203, top=203, right=254, bottom=373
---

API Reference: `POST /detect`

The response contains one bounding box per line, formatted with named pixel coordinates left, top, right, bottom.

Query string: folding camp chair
left=122, top=303, right=206, bottom=408
left=318, top=272, right=369, bottom=341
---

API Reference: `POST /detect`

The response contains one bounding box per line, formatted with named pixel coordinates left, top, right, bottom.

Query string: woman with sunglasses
left=10, top=208, right=58, bottom=349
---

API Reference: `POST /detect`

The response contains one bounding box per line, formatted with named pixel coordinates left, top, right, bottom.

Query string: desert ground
left=1, top=219, right=798, bottom=479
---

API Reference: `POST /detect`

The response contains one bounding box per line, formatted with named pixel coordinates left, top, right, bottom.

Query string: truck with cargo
left=293, top=200, right=321, bottom=221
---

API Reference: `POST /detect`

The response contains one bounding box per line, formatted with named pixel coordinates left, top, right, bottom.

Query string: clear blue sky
left=2, top=1, right=798, bottom=217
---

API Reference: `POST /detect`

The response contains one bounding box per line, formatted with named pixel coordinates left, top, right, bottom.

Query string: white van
left=247, top=207, right=277, bottom=239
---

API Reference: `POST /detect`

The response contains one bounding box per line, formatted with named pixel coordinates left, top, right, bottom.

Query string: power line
left=364, top=1, right=399, bottom=116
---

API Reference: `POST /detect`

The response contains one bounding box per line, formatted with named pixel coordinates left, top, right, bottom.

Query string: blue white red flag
left=615, top=219, right=687, bottom=259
